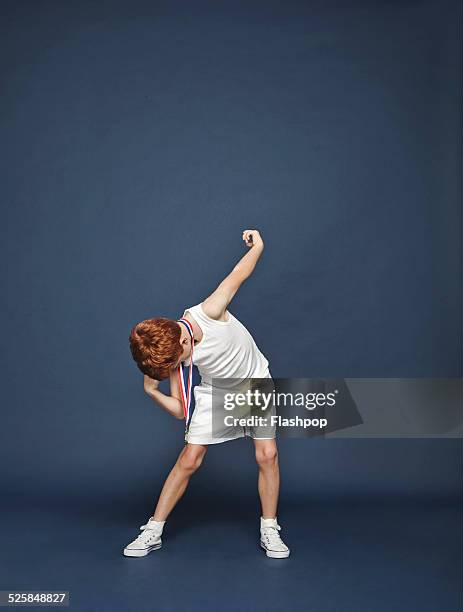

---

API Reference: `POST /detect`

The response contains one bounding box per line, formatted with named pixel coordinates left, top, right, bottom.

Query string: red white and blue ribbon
left=177, top=318, right=194, bottom=431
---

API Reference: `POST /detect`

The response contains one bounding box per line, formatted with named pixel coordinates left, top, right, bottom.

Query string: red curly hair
left=129, top=318, right=182, bottom=381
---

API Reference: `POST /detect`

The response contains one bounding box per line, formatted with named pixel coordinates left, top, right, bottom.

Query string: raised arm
left=202, top=229, right=264, bottom=321
left=143, top=371, right=184, bottom=420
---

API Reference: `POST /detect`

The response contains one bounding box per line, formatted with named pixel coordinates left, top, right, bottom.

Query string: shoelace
left=262, top=524, right=286, bottom=549
left=133, top=523, right=161, bottom=544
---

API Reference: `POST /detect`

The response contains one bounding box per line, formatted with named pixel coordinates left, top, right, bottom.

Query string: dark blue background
left=1, top=1, right=462, bottom=610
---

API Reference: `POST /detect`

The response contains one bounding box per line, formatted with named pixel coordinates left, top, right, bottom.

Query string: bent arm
left=202, top=229, right=264, bottom=320
left=143, top=373, right=184, bottom=420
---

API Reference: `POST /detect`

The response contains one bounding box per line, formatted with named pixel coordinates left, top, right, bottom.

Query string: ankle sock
left=261, top=516, right=278, bottom=530
left=147, top=518, right=166, bottom=533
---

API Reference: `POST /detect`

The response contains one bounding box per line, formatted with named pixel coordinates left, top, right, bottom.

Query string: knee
left=255, top=444, right=278, bottom=468
left=178, top=446, right=206, bottom=474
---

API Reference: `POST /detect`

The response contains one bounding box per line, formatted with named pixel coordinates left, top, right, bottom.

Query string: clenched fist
left=242, top=229, right=264, bottom=249
left=143, top=375, right=160, bottom=395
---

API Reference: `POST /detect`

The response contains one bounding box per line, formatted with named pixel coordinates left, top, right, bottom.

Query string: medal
left=177, top=318, right=194, bottom=440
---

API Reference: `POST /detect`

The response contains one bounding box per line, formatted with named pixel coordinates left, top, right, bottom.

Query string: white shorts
left=185, top=370, right=276, bottom=445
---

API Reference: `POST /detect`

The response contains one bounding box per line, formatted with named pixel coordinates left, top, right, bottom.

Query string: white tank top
left=182, top=303, right=269, bottom=385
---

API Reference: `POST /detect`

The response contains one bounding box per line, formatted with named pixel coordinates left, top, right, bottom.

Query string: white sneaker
left=123, top=518, right=164, bottom=557
left=260, top=517, right=290, bottom=558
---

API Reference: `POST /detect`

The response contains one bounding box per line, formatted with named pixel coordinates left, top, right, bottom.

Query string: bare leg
left=253, top=439, right=279, bottom=518
left=151, top=443, right=207, bottom=521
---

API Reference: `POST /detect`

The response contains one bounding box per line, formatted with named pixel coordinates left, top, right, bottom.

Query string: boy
left=124, top=229, right=289, bottom=558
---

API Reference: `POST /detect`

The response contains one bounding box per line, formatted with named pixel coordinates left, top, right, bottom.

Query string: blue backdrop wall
left=1, top=0, right=462, bottom=509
